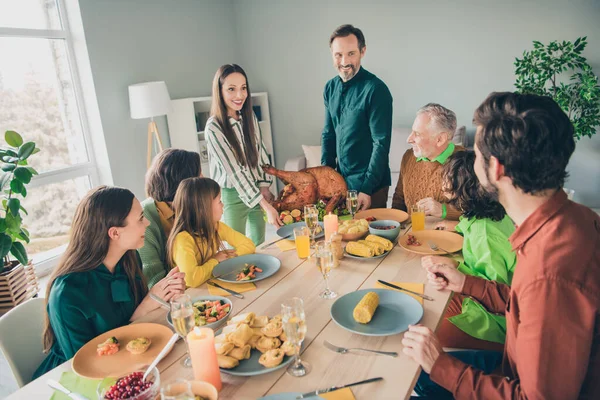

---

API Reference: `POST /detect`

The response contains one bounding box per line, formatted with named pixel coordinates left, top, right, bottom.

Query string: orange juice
left=411, top=210, right=425, bottom=231
left=295, top=235, right=310, bottom=259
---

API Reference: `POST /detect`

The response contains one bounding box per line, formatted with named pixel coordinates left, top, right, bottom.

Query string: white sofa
left=283, top=127, right=466, bottom=207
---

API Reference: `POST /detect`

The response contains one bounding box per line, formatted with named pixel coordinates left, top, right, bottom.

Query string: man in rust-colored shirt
left=404, top=92, right=600, bottom=399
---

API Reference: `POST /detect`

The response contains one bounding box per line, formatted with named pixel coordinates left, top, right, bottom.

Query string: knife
left=207, top=281, right=245, bottom=299
left=149, top=293, right=171, bottom=310
left=211, top=268, right=244, bottom=281
left=378, top=280, right=434, bottom=301
left=47, top=379, right=89, bottom=400
left=296, top=377, right=383, bottom=399
left=260, top=233, right=293, bottom=249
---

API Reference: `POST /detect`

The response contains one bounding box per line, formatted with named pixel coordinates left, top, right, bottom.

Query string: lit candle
left=187, top=327, right=222, bottom=391
left=323, top=212, right=338, bottom=242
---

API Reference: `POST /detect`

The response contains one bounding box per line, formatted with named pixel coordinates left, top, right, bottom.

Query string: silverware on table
left=323, top=340, right=398, bottom=357
left=207, top=281, right=244, bottom=299
left=427, top=240, right=452, bottom=254
left=377, top=279, right=434, bottom=301
left=260, top=234, right=292, bottom=250
left=47, top=379, right=90, bottom=400
left=149, top=293, right=171, bottom=310
left=296, top=377, right=383, bottom=399
left=211, top=268, right=243, bottom=281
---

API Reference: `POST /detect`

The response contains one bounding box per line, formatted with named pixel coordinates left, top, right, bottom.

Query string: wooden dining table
left=8, top=218, right=453, bottom=400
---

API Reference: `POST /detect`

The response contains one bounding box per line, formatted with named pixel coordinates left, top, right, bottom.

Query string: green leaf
left=19, top=205, right=28, bottom=216
left=26, top=166, right=38, bottom=175
left=0, top=233, right=11, bottom=259
left=9, top=179, right=24, bottom=195
left=17, top=229, right=29, bottom=244
left=17, top=142, right=35, bottom=160
left=10, top=242, right=27, bottom=265
left=17, top=160, right=27, bottom=166
left=32, top=147, right=41, bottom=155
left=0, top=218, right=6, bottom=233
left=7, top=198, right=20, bottom=217
left=5, top=212, right=21, bottom=234
left=13, top=167, right=32, bottom=184
left=5, top=131, right=23, bottom=147
left=2, top=156, right=19, bottom=163
left=1, top=164, right=16, bottom=172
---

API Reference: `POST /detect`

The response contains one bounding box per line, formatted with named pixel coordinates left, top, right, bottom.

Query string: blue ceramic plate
left=330, top=288, right=423, bottom=336
left=258, top=393, right=324, bottom=399
left=276, top=221, right=325, bottom=239
left=166, top=295, right=232, bottom=330
left=212, top=254, right=281, bottom=284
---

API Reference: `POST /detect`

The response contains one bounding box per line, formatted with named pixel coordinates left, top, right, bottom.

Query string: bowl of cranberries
left=368, top=220, right=401, bottom=241
left=97, top=366, right=160, bottom=400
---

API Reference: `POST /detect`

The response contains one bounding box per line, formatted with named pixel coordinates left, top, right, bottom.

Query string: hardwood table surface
left=8, top=218, right=452, bottom=400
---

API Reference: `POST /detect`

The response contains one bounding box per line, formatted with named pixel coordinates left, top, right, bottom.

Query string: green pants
left=221, top=187, right=265, bottom=246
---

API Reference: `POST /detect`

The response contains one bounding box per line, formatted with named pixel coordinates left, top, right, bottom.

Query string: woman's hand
left=150, top=267, right=186, bottom=302
left=260, top=187, right=275, bottom=203
left=262, top=201, right=283, bottom=228
left=421, top=255, right=459, bottom=270
left=214, top=250, right=237, bottom=262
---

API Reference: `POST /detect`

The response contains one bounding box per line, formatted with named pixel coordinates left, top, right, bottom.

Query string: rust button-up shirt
left=430, top=190, right=600, bottom=399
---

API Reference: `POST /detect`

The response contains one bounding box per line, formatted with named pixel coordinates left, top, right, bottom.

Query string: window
left=0, top=0, right=110, bottom=275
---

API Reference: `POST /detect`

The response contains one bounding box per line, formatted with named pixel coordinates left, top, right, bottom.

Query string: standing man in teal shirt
left=321, top=24, right=393, bottom=210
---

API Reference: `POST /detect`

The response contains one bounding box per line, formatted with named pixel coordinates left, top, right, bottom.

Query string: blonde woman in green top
left=422, top=150, right=516, bottom=351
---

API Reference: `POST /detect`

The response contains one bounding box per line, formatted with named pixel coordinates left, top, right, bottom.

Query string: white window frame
left=0, top=0, right=113, bottom=277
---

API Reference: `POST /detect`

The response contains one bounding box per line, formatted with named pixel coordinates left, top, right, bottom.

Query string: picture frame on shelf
left=195, top=111, right=210, bottom=132
left=198, top=140, right=209, bottom=163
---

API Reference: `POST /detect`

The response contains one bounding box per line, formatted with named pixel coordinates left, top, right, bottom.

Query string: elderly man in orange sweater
left=392, top=103, right=463, bottom=220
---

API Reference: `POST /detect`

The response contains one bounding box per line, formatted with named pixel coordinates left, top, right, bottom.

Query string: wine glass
left=161, top=379, right=195, bottom=400
left=346, top=190, right=358, bottom=217
left=314, top=241, right=337, bottom=299
left=281, top=297, right=310, bottom=377
left=170, top=294, right=195, bottom=368
left=303, top=204, right=319, bottom=248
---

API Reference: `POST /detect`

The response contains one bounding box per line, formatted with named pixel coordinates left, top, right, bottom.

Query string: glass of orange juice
left=411, top=204, right=425, bottom=231
left=294, top=227, right=310, bottom=259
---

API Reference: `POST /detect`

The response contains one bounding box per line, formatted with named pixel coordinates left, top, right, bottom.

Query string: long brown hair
left=167, top=177, right=223, bottom=268
left=145, top=149, right=202, bottom=202
left=42, top=186, right=148, bottom=353
left=210, top=64, right=259, bottom=168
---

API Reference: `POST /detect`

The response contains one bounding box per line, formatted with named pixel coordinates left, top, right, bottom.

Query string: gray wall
left=79, top=0, right=239, bottom=198
left=232, top=0, right=600, bottom=207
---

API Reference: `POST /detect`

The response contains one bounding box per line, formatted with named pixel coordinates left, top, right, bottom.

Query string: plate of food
left=166, top=295, right=233, bottom=329
left=212, top=254, right=281, bottom=283
left=354, top=208, right=409, bottom=224
left=343, top=235, right=395, bottom=259
left=337, top=218, right=369, bottom=241
left=72, top=323, right=174, bottom=379
left=276, top=221, right=324, bottom=239
left=215, top=312, right=300, bottom=376
left=330, top=289, right=423, bottom=336
left=398, top=230, right=463, bottom=255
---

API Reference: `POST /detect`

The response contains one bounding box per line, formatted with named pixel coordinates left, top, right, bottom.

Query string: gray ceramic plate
left=166, top=295, right=232, bottom=330
left=276, top=221, right=325, bottom=239
left=212, top=254, right=281, bottom=284
left=330, top=288, right=423, bottom=336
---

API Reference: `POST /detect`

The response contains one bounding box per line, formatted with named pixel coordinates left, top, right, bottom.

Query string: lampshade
left=128, top=81, right=172, bottom=119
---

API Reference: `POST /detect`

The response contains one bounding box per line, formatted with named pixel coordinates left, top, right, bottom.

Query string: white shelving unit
left=166, top=92, right=277, bottom=196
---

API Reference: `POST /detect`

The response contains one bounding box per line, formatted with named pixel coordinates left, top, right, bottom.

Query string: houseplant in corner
left=0, top=130, right=40, bottom=314
left=514, top=37, right=600, bottom=140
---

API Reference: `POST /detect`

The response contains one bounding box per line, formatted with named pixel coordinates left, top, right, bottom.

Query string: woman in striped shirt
left=205, top=64, right=282, bottom=245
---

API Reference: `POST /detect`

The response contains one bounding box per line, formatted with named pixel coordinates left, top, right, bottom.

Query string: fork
left=427, top=241, right=452, bottom=254
left=323, top=340, right=398, bottom=357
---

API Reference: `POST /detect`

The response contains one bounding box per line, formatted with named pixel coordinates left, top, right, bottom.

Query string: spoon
left=143, top=333, right=179, bottom=381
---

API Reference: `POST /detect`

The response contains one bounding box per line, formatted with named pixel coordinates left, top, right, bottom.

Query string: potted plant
left=514, top=37, right=600, bottom=140
left=0, top=130, right=40, bottom=314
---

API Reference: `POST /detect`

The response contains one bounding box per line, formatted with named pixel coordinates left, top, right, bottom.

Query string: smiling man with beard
left=321, top=24, right=393, bottom=211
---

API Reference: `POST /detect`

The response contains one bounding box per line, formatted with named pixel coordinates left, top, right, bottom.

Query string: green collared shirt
left=416, top=142, right=455, bottom=164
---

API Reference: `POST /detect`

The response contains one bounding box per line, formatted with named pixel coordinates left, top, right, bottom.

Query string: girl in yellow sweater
left=167, top=177, right=256, bottom=287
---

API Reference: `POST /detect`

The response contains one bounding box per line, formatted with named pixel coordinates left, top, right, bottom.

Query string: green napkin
left=50, top=371, right=102, bottom=400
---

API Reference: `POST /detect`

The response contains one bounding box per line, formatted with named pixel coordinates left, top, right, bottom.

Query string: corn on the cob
left=346, top=241, right=374, bottom=258
left=353, top=291, right=379, bottom=324
left=358, top=240, right=385, bottom=255
left=365, top=234, right=393, bottom=251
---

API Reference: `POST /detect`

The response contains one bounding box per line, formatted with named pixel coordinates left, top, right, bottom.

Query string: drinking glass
left=293, top=226, right=310, bottom=259
left=161, top=379, right=195, bottom=400
left=170, top=294, right=195, bottom=368
left=314, top=241, right=337, bottom=299
left=281, top=297, right=310, bottom=377
left=346, top=190, right=359, bottom=217
left=411, top=204, right=425, bottom=231
left=304, top=204, right=319, bottom=248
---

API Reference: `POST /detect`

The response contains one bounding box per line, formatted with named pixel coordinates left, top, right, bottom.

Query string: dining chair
left=0, top=297, right=46, bottom=387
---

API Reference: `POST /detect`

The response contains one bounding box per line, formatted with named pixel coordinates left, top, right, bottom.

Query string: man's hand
left=260, top=187, right=275, bottom=203
left=434, top=220, right=459, bottom=231
left=357, top=192, right=372, bottom=211
left=402, top=325, right=444, bottom=374
left=422, top=261, right=466, bottom=293
left=417, top=197, right=443, bottom=218
left=421, top=255, right=458, bottom=270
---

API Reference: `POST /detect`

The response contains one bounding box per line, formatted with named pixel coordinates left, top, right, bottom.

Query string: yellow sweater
left=171, top=222, right=256, bottom=287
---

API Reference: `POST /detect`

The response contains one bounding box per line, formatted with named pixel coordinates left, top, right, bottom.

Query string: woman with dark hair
left=421, top=150, right=516, bottom=351
left=205, top=64, right=281, bottom=246
left=140, top=149, right=202, bottom=287
left=33, top=186, right=185, bottom=378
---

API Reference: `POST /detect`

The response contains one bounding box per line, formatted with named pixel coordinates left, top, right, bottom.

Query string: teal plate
left=166, top=295, right=232, bottom=330
left=212, top=254, right=281, bottom=284
left=330, top=288, right=423, bottom=336
left=276, top=221, right=325, bottom=239
left=258, top=393, right=323, bottom=399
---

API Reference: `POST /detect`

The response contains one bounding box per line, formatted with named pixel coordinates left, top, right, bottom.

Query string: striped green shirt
left=205, top=114, right=273, bottom=208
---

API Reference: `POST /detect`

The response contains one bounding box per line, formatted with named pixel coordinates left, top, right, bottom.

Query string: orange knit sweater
left=391, top=147, right=464, bottom=220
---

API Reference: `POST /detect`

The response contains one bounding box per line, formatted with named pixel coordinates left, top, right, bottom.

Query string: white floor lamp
left=128, top=81, right=172, bottom=168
